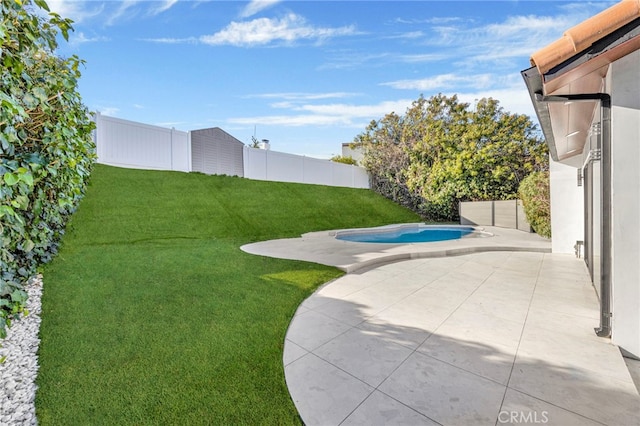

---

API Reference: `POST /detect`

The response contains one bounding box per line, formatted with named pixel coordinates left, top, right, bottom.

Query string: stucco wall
left=549, top=157, right=584, bottom=254
left=610, top=49, right=640, bottom=358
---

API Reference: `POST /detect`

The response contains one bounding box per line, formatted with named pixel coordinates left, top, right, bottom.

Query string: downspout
left=535, top=92, right=612, bottom=338
left=597, top=94, right=612, bottom=338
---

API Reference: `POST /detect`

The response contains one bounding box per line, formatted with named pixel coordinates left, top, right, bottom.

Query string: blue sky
left=46, top=0, right=613, bottom=158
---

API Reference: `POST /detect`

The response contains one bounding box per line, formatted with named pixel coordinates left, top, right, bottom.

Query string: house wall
left=341, top=143, right=364, bottom=165
left=95, top=113, right=191, bottom=172
left=549, top=157, right=584, bottom=254
left=610, top=50, right=640, bottom=358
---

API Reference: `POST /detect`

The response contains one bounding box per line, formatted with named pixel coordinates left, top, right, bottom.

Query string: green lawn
left=36, top=164, right=419, bottom=425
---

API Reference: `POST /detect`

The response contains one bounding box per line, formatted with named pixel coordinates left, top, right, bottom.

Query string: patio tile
left=433, top=306, right=526, bottom=350
left=529, top=292, right=599, bottom=319
left=499, top=388, right=602, bottom=425
left=508, top=353, right=640, bottom=425
left=357, top=310, right=442, bottom=350
left=341, top=286, right=414, bottom=314
left=300, top=293, right=335, bottom=310
left=456, top=295, right=531, bottom=325
left=315, top=274, right=378, bottom=299
left=313, top=327, right=413, bottom=387
left=283, top=339, right=308, bottom=366
left=312, top=297, right=375, bottom=327
left=341, top=390, right=438, bottom=425
left=517, top=324, right=633, bottom=382
left=532, top=282, right=600, bottom=304
left=417, top=332, right=516, bottom=385
left=379, top=352, right=506, bottom=425
left=285, top=353, right=373, bottom=426
left=285, top=309, right=351, bottom=351
left=453, top=259, right=498, bottom=279
left=524, top=306, right=603, bottom=343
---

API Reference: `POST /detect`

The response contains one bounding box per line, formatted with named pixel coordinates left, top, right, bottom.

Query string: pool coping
left=241, top=223, right=551, bottom=273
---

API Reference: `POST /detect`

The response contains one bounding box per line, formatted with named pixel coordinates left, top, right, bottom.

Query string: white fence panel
left=267, top=150, right=304, bottom=183
left=95, top=115, right=368, bottom=188
left=243, top=146, right=369, bottom=189
left=243, top=146, right=267, bottom=180
left=303, top=156, right=333, bottom=186
left=95, top=113, right=190, bottom=172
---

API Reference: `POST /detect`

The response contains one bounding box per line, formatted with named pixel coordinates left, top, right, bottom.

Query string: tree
left=356, top=94, right=548, bottom=220
left=0, top=0, right=95, bottom=336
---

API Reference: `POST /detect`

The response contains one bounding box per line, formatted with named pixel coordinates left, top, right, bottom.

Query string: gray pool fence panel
left=190, top=127, right=244, bottom=176
left=94, top=113, right=191, bottom=172
left=460, top=200, right=531, bottom=232
left=243, top=146, right=370, bottom=188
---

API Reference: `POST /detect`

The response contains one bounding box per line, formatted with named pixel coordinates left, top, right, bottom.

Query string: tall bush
left=356, top=94, right=548, bottom=221
left=518, top=171, right=551, bottom=238
left=0, top=0, right=95, bottom=336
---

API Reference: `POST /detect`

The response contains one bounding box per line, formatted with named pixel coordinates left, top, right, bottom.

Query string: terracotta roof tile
left=531, top=0, right=640, bottom=74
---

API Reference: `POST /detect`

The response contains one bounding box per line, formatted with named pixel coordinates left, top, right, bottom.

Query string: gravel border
left=0, top=275, right=42, bottom=425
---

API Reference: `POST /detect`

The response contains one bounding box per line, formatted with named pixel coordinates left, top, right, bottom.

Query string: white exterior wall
left=549, top=157, right=584, bottom=254
left=243, top=146, right=369, bottom=189
left=610, top=50, right=640, bottom=358
left=95, top=114, right=190, bottom=172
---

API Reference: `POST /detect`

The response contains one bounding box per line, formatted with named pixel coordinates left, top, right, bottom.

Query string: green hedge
left=518, top=171, right=551, bottom=238
left=0, top=0, right=95, bottom=336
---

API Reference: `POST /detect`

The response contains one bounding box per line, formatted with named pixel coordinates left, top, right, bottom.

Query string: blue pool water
left=336, top=226, right=476, bottom=243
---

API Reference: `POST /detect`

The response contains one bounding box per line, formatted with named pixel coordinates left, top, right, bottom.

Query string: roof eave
left=521, top=66, right=560, bottom=162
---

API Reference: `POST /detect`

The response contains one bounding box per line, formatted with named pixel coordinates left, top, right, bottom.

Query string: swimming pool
left=335, top=224, right=488, bottom=244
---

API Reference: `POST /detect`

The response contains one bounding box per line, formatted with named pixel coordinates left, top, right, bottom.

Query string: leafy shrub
left=330, top=155, right=358, bottom=165
left=356, top=94, right=548, bottom=221
left=0, top=0, right=95, bottom=336
left=518, top=171, right=551, bottom=238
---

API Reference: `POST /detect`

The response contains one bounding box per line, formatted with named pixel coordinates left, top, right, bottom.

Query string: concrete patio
left=241, top=226, right=640, bottom=425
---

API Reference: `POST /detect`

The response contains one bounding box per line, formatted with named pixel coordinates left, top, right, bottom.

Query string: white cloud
left=96, top=106, right=120, bottom=117
left=69, top=32, right=109, bottom=46
left=248, top=92, right=359, bottom=101
left=228, top=99, right=414, bottom=128
left=398, top=53, right=448, bottom=63
left=229, top=114, right=354, bottom=127
left=200, top=13, right=357, bottom=47
left=382, top=73, right=496, bottom=91
left=240, top=0, right=282, bottom=18
left=142, top=36, right=199, bottom=44
left=426, top=5, right=610, bottom=67
left=45, top=0, right=104, bottom=23
left=149, top=0, right=179, bottom=16
left=106, top=0, right=141, bottom=26
left=320, top=51, right=390, bottom=70
left=296, top=100, right=414, bottom=118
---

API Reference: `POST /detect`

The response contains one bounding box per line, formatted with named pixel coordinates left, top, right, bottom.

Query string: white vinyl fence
left=94, top=113, right=191, bottom=172
left=243, top=147, right=369, bottom=188
left=93, top=114, right=370, bottom=189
